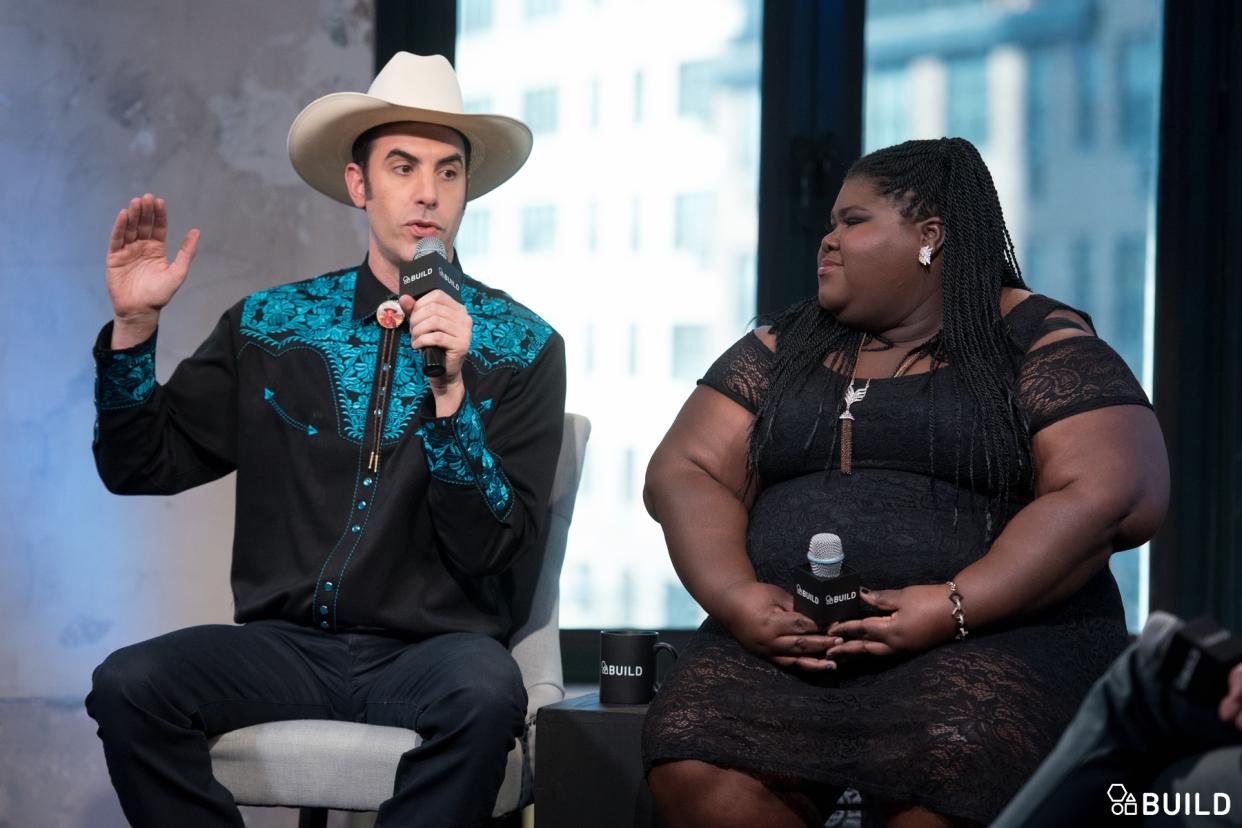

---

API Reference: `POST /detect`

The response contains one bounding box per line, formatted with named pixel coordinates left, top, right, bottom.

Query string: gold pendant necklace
left=838, top=336, right=926, bottom=475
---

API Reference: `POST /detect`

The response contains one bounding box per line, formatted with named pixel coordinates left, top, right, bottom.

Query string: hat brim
left=288, top=91, right=533, bottom=205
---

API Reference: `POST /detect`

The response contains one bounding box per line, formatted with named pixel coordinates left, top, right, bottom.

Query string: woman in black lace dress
left=641, top=138, right=1168, bottom=828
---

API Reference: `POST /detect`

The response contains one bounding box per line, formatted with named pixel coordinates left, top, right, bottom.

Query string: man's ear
left=344, top=162, right=368, bottom=209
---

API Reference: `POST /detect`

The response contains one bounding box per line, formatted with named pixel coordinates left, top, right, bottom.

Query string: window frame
left=375, top=0, right=1242, bottom=676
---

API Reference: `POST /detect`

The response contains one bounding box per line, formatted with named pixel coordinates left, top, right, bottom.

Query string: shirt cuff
left=417, top=391, right=513, bottom=521
left=94, top=323, right=158, bottom=411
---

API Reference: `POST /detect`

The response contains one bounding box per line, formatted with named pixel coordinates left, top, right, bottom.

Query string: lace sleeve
left=697, top=331, right=775, bottom=413
left=1017, top=336, right=1152, bottom=434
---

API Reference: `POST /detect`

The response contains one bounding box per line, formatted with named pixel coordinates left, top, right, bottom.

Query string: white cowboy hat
left=288, top=52, right=532, bottom=205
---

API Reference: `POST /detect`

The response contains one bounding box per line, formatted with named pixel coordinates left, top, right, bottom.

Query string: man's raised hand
left=106, top=194, right=200, bottom=349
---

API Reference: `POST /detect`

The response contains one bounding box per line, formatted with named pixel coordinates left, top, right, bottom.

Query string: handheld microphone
left=399, top=237, right=464, bottom=377
left=793, top=532, right=862, bottom=628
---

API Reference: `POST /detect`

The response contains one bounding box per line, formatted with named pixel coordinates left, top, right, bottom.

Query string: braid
left=747, top=137, right=1030, bottom=542
left=743, top=299, right=856, bottom=496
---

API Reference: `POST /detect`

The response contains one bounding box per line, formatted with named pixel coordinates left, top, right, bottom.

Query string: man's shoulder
left=243, top=267, right=358, bottom=308
left=237, top=267, right=360, bottom=342
left=461, top=275, right=561, bottom=372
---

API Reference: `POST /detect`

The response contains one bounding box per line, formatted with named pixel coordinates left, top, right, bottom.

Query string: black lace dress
left=642, top=296, right=1152, bottom=825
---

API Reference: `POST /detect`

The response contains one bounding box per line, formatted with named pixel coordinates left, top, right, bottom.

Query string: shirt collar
left=351, top=256, right=395, bottom=322
left=350, top=251, right=466, bottom=322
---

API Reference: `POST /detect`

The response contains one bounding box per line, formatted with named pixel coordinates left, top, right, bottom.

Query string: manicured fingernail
left=833, top=637, right=844, bottom=646
left=859, top=587, right=871, bottom=595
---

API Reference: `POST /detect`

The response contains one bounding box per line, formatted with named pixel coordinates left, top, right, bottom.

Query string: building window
left=520, top=205, right=556, bottom=253
left=1119, top=35, right=1158, bottom=153
left=630, top=198, right=641, bottom=250
left=946, top=54, right=988, bottom=147
left=664, top=581, right=703, bottom=628
left=864, top=64, right=908, bottom=152
left=633, top=71, right=645, bottom=122
left=620, top=569, right=636, bottom=617
left=1112, top=235, right=1147, bottom=374
left=568, top=562, right=592, bottom=618
left=523, top=0, right=559, bottom=21
left=589, top=77, right=601, bottom=129
left=621, top=447, right=637, bottom=502
left=583, top=322, right=596, bottom=374
left=456, top=208, right=490, bottom=261
left=674, top=193, right=714, bottom=265
left=1073, top=42, right=1099, bottom=148
left=522, top=87, right=559, bottom=135
left=1023, top=237, right=1044, bottom=289
left=459, top=0, right=493, bottom=33
left=1026, top=48, right=1054, bottom=200
left=738, top=91, right=760, bottom=172
left=1069, top=237, right=1092, bottom=309
left=679, top=60, right=713, bottom=123
left=627, top=323, right=639, bottom=376
left=671, top=325, right=711, bottom=382
left=587, top=201, right=599, bottom=251
left=734, top=253, right=757, bottom=331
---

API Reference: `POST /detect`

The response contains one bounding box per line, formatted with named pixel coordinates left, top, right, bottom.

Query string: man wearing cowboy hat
left=86, top=53, right=566, bottom=826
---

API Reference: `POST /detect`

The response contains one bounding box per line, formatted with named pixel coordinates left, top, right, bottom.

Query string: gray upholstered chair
left=208, top=413, right=591, bottom=828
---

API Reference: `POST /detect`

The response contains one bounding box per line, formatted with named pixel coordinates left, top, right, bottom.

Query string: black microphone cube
left=1159, top=617, right=1242, bottom=707
left=398, top=251, right=463, bottom=302
left=398, top=250, right=464, bottom=378
left=792, top=563, right=862, bottom=628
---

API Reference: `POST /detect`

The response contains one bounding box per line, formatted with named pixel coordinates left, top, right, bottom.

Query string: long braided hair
left=748, top=137, right=1029, bottom=540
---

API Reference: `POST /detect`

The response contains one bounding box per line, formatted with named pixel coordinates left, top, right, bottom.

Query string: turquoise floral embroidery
left=241, top=272, right=428, bottom=444
left=418, top=393, right=513, bottom=520
left=98, top=338, right=157, bottom=410
left=460, top=284, right=553, bottom=372
left=239, top=271, right=551, bottom=451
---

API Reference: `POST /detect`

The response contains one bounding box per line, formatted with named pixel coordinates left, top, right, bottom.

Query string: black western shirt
left=92, top=259, right=567, bottom=642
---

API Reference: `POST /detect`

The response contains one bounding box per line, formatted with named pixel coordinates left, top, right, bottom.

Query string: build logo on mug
left=599, top=630, right=678, bottom=705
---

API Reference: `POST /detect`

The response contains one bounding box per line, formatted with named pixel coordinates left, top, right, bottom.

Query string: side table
left=535, top=692, right=666, bottom=828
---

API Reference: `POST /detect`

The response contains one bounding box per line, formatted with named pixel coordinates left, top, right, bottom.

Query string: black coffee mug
left=599, top=630, right=679, bottom=705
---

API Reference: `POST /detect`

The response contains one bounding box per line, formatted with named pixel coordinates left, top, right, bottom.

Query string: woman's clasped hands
left=827, top=584, right=960, bottom=659
left=718, top=581, right=962, bottom=671
left=718, top=581, right=842, bottom=671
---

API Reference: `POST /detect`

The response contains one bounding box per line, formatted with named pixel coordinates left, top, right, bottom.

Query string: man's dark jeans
left=86, top=620, right=526, bottom=827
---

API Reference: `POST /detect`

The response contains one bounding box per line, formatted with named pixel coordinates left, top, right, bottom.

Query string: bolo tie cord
left=367, top=324, right=400, bottom=473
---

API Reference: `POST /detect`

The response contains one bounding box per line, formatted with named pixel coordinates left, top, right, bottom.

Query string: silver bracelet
left=946, top=580, right=968, bottom=641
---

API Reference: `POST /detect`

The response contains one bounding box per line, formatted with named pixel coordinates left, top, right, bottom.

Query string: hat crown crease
left=369, top=53, right=465, bottom=113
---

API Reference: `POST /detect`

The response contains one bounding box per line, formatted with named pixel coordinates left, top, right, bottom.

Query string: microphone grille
left=415, top=236, right=447, bottom=258
left=807, top=533, right=844, bottom=578
left=808, top=533, right=843, bottom=562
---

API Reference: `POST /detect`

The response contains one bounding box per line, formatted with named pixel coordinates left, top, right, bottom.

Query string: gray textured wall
left=0, top=1, right=374, bottom=823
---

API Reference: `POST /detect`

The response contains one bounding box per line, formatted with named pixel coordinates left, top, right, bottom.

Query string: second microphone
left=399, top=236, right=464, bottom=378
